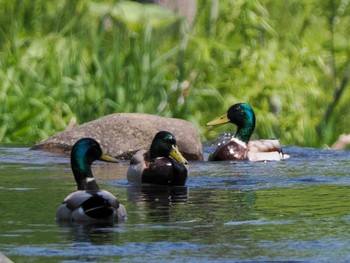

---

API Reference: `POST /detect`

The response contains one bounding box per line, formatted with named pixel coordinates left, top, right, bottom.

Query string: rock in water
left=31, top=113, right=203, bottom=161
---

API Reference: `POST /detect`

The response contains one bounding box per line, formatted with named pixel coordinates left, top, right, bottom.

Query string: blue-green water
left=1, top=145, right=350, bottom=262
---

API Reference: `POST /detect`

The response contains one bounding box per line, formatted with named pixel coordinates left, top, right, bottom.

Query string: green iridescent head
left=70, top=138, right=118, bottom=183
left=207, top=103, right=256, bottom=143
left=149, top=131, right=188, bottom=164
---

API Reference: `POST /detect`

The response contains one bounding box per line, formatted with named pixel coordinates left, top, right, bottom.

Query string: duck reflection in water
left=57, top=220, right=121, bottom=244
left=127, top=185, right=188, bottom=221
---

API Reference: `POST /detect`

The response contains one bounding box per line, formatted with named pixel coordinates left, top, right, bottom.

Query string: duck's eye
left=164, top=137, right=175, bottom=145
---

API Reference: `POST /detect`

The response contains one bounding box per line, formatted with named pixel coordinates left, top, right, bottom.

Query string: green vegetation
left=1, top=0, right=350, bottom=148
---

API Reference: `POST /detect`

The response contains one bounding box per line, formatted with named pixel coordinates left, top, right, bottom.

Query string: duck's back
left=247, top=139, right=289, bottom=161
left=248, top=139, right=281, bottom=153
left=56, top=190, right=124, bottom=222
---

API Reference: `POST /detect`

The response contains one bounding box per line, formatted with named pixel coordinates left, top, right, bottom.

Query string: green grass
left=1, top=0, right=350, bottom=148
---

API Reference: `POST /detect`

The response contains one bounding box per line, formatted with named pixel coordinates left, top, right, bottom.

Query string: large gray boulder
left=32, top=113, right=203, bottom=161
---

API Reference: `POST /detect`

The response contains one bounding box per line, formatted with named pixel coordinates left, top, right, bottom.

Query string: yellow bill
left=170, top=145, right=188, bottom=164
left=100, top=153, right=119, bottom=163
left=206, top=114, right=230, bottom=126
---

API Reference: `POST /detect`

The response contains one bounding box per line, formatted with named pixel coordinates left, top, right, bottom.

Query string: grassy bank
left=1, top=0, right=350, bottom=148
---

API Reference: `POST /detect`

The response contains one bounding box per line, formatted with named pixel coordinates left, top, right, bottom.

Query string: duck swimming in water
left=56, top=138, right=126, bottom=223
left=127, top=131, right=188, bottom=186
left=207, top=103, right=288, bottom=161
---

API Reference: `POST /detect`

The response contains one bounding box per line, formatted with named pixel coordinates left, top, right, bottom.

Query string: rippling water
left=1, top=145, right=350, bottom=262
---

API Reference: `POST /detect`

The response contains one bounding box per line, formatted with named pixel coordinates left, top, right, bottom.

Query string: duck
left=206, top=103, right=289, bottom=161
left=127, top=131, right=189, bottom=186
left=56, top=138, right=127, bottom=223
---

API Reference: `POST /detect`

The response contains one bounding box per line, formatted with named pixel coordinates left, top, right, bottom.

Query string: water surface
left=1, top=145, right=350, bottom=262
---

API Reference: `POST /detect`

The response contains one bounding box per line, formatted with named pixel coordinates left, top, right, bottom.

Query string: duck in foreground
left=56, top=138, right=126, bottom=223
left=207, top=103, right=289, bottom=161
left=127, top=131, right=189, bottom=186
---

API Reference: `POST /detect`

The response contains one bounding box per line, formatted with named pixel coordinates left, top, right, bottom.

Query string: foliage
left=1, top=0, right=350, bottom=148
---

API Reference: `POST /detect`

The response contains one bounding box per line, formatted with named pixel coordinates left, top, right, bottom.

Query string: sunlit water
left=1, top=144, right=350, bottom=262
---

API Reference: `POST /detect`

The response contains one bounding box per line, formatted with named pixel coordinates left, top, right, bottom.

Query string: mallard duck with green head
left=127, top=131, right=189, bottom=186
left=207, top=103, right=288, bottom=161
left=56, top=138, right=127, bottom=223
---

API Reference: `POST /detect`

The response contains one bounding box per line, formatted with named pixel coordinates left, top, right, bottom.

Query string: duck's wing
left=56, top=190, right=92, bottom=221
left=127, top=150, right=148, bottom=184
left=97, top=190, right=120, bottom=209
left=79, top=192, right=117, bottom=219
left=94, top=190, right=126, bottom=221
left=247, top=139, right=289, bottom=161
left=248, top=139, right=281, bottom=152
left=63, top=190, right=92, bottom=210
left=63, top=189, right=119, bottom=209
